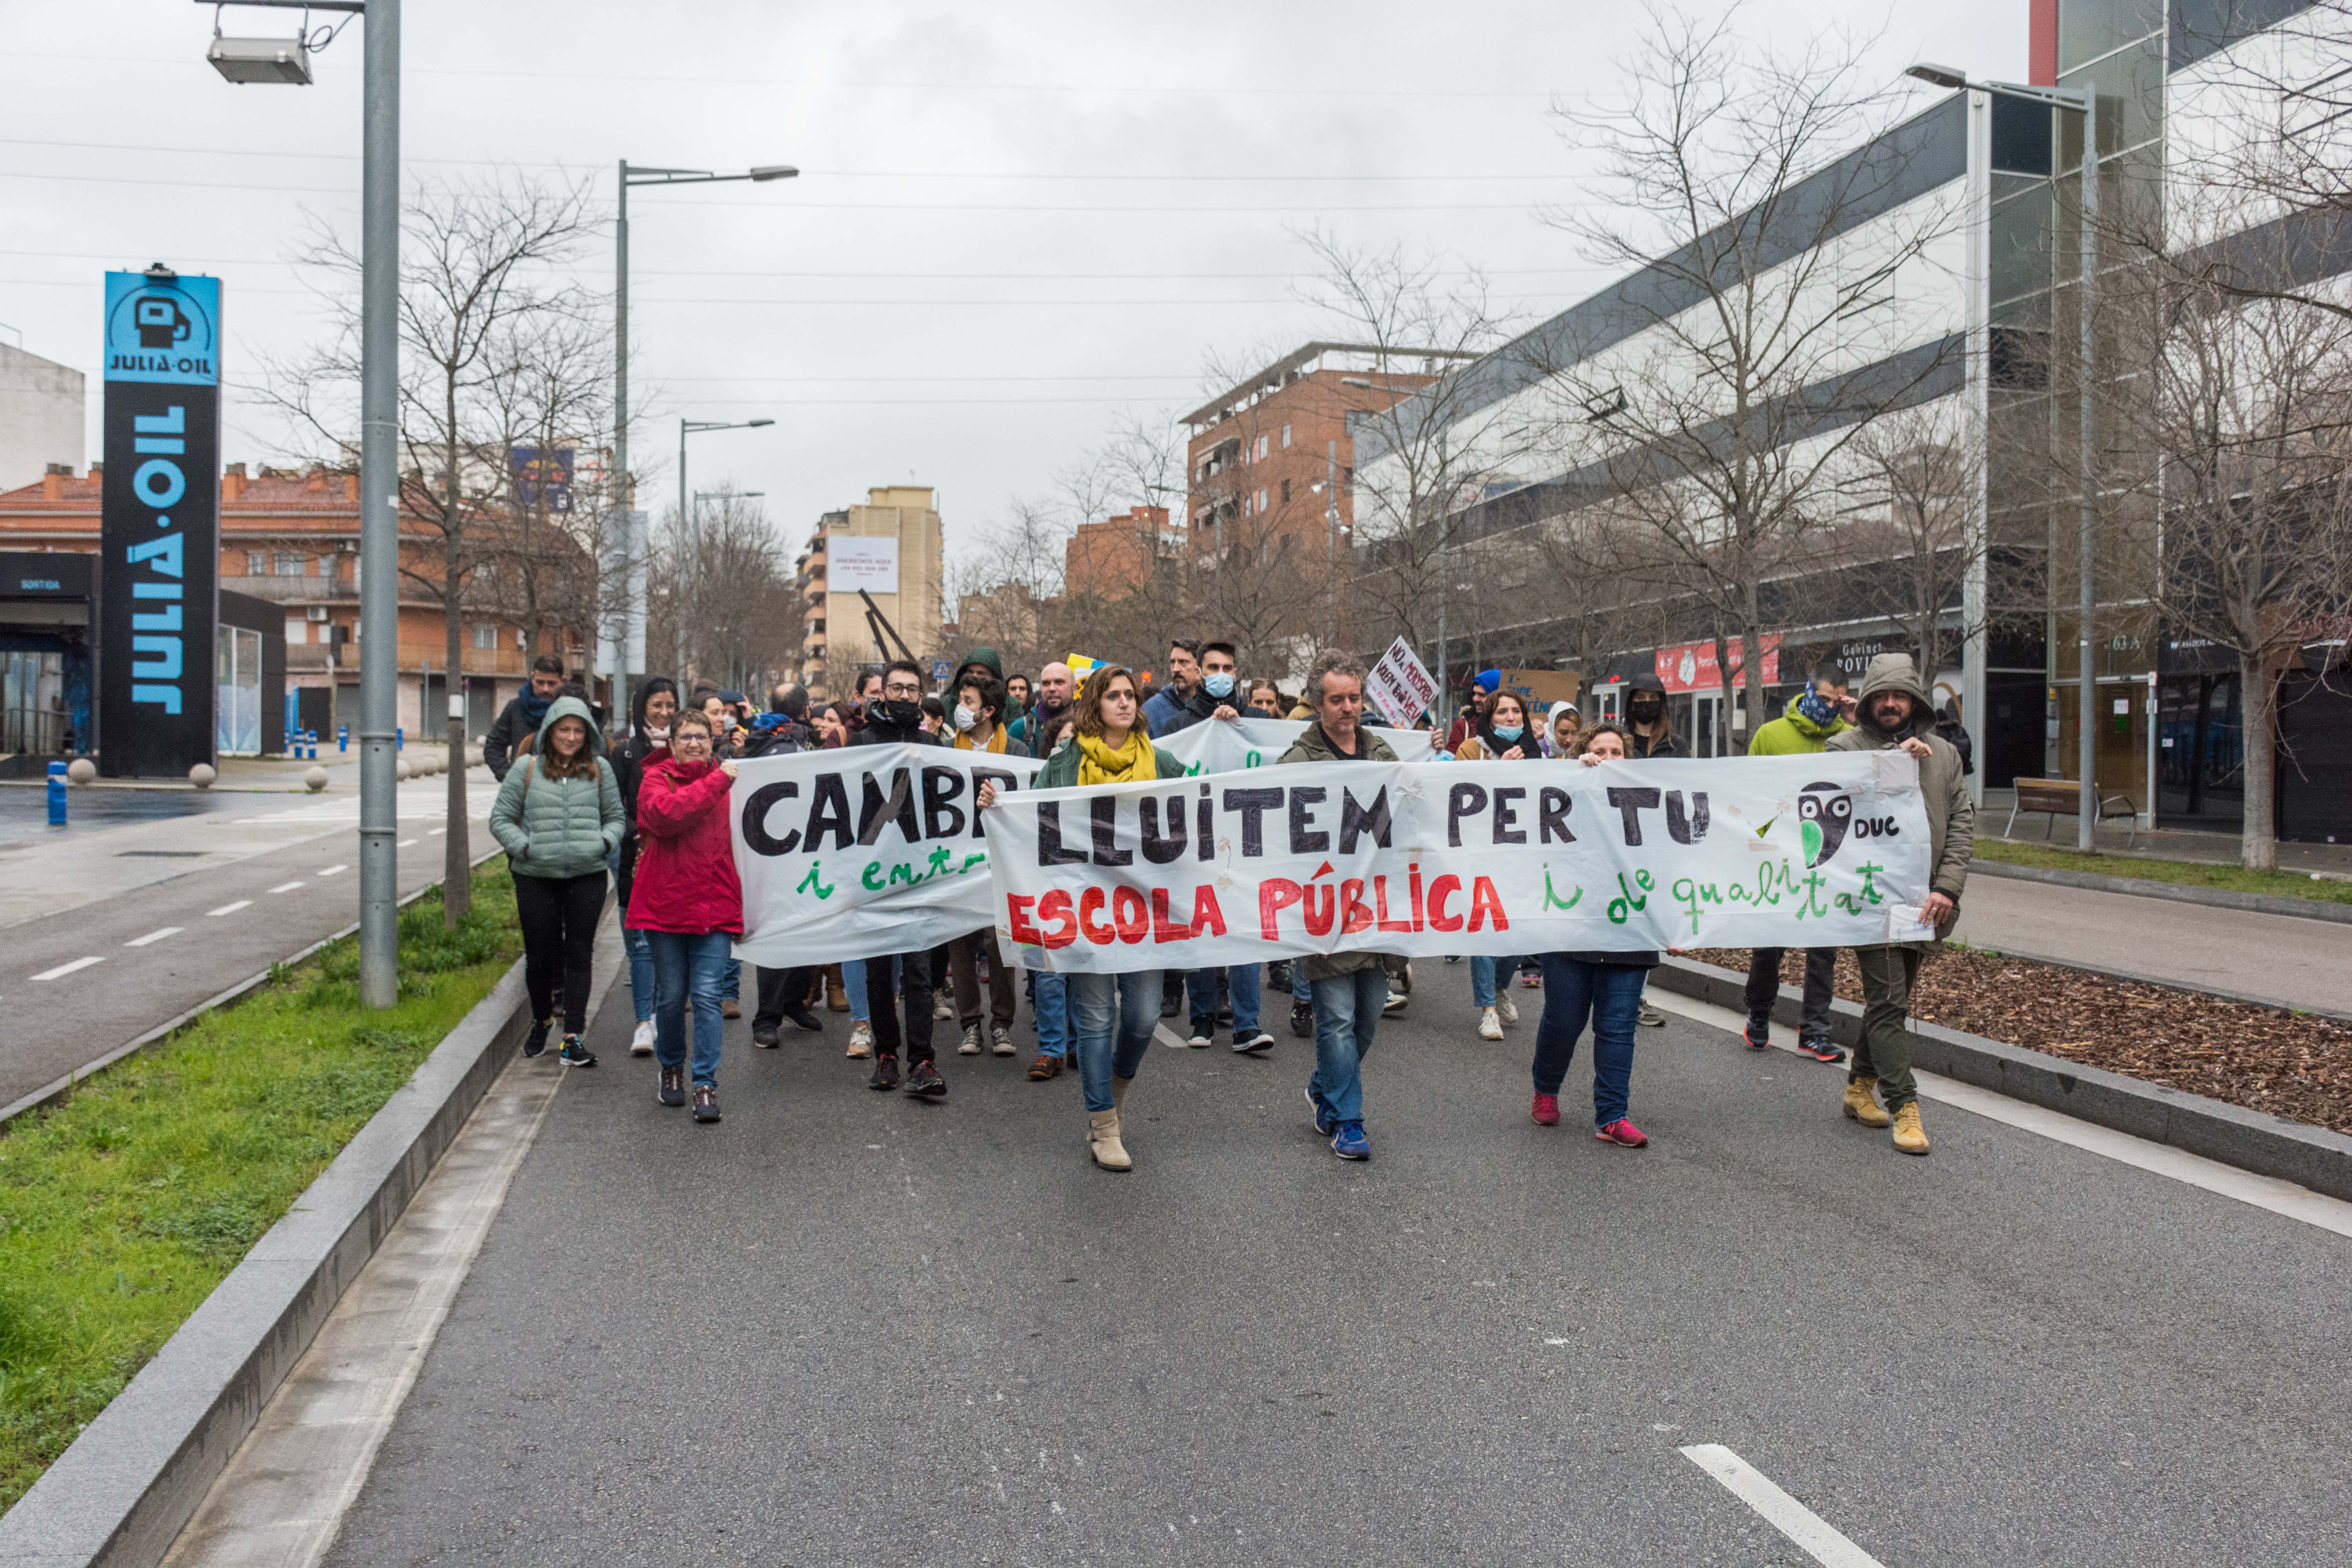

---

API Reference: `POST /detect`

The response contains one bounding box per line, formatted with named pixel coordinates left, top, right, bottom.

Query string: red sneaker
left=1594, top=1118, right=1648, bottom=1148
left=1531, top=1092, right=1561, bottom=1126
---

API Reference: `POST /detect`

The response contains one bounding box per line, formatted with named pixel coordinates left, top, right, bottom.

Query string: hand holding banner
left=980, top=753, right=1935, bottom=973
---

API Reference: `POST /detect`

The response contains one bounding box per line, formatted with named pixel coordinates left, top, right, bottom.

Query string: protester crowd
left=483, top=639, right=1972, bottom=1162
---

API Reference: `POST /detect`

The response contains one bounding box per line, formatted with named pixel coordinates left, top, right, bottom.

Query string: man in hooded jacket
left=1740, top=663, right=1854, bottom=1062
left=1825, top=653, right=1974, bottom=1155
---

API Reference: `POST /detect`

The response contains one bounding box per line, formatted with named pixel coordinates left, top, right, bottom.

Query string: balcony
left=221, top=573, right=352, bottom=604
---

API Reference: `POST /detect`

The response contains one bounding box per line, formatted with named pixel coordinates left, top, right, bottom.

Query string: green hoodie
left=488, top=695, right=626, bottom=880
left=1747, top=691, right=1852, bottom=756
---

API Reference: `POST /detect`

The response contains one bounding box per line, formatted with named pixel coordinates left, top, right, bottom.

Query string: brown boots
left=1089, top=1075, right=1136, bottom=1171
left=1891, top=1102, right=1931, bottom=1156
left=1842, top=1076, right=1893, bottom=1127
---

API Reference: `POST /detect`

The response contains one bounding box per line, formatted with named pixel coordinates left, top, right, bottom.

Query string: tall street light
left=1909, top=64, right=2102, bottom=851
left=614, top=160, right=796, bottom=731
left=200, top=0, right=403, bottom=1006
left=676, top=417, right=773, bottom=677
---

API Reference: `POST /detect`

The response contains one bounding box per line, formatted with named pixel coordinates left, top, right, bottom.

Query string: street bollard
left=338, top=724, right=348, bottom=752
left=47, top=760, right=66, bottom=826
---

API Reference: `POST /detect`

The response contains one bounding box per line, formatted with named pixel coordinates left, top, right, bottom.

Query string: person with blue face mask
left=1452, top=690, right=1538, bottom=1041
left=1180, top=640, right=1275, bottom=1051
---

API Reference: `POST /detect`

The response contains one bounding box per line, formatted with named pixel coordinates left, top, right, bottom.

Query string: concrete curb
left=0, top=954, right=537, bottom=1568
left=1646, top=955, right=2352, bottom=1205
left=1974, top=857, right=2352, bottom=925
left=0, top=845, right=507, bottom=1134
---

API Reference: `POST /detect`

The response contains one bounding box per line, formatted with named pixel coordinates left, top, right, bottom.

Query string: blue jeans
left=1033, top=971, right=1071, bottom=1059
left=842, top=957, right=871, bottom=1025
left=1069, top=969, right=1161, bottom=1113
left=724, top=955, right=742, bottom=1004
left=1185, top=964, right=1261, bottom=1035
left=1471, top=955, right=1527, bottom=1009
left=1308, top=968, right=1385, bottom=1125
left=1532, top=954, right=1648, bottom=1128
left=621, top=916, right=655, bottom=1025
left=645, top=929, right=732, bottom=1086
left=1291, top=962, right=1312, bottom=1003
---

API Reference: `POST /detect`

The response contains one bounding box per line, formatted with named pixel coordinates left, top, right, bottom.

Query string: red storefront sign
left=1653, top=635, right=1780, bottom=695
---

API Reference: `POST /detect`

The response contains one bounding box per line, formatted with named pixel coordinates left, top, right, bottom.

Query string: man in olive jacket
left=1276, top=651, right=1400, bottom=1161
left=1824, top=653, right=1975, bottom=1155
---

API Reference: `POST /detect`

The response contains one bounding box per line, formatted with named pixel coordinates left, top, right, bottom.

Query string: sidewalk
left=1980, top=788, right=2352, bottom=877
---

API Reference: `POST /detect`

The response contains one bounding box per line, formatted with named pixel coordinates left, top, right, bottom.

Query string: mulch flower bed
left=1686, top=945, right=2352, bottom=1136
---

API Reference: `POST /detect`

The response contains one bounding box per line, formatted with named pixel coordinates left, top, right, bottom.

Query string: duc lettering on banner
left=1148, top=716, right=1434, bottom=775
left=730, top=744, right=1045, bottom=966
left=982, top=753, right=1935, bottom=973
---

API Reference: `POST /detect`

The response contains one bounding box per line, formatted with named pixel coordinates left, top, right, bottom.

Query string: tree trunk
left=2239, top=648, right=2278, bottom=871
left=443, top=527, right=473, bottom=926
left=1740, top=575, right=1768, bottom=740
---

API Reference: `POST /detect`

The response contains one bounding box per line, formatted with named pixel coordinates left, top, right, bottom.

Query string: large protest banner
left=1150, top=717, right=1434, bottom=775
left=730, top=744, right=1044, bottom=966
left=981, top=753, right=1938, bottom=973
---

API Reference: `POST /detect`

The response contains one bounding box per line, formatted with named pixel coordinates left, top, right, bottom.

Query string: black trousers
left=514, top=870, right=607, bottom=1035
left=754, top=964, right=820, bottom=1029
left=866, top=948, right=937, bottom=1065
left=1744, top=946, right=1837, bottom=1038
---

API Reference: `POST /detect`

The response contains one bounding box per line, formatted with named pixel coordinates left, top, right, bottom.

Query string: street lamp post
left=1909, top=64, right=2100, bottom=850
left=199, top=0, right=402, bottom=1006
left=675, top=418, right=773, bottom=679
left=613, top=161, right=795, bottom=729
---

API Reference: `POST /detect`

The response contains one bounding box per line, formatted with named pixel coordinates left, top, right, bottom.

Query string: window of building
left=1255, top=434, right=1269, bottom=460
left=1255, top=488, right=1268, bottom=513
left=1281, top=479, right=1291, bottom=504
left=273, top=552, right=305, bottom=576
left=473, top=623, right=499, bottom=650
left=285, top=617, right=308, bottom=646
left=245, top=552, right=266, bottom=575
left=1281, top=423, right=1291, bottom=448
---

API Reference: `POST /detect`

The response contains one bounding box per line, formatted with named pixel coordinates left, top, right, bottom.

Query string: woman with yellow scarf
left=980, top=665, right=1184, bottom=1170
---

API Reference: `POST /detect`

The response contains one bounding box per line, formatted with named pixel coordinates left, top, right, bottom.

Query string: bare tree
left=263, top=172, right=602, bottom=923
left=478, top=309, right=613, bottom=684
left=1833, top=400, right=1984, bottom=685
left=949, top=497, right=1067, bottom=679
left=646, top=486, right=804, bottom=696
left=1534, top=3, right=1963, bottom=737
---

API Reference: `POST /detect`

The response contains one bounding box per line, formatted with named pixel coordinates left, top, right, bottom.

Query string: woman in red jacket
left=629, top=707, right=742, bottom=1123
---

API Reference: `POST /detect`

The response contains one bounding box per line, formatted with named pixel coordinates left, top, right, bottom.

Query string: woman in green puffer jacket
left=489, top=694, right=626, bottom=1066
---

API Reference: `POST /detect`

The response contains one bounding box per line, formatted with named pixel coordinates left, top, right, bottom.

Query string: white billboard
left=828, top=534, right=900, bottom=594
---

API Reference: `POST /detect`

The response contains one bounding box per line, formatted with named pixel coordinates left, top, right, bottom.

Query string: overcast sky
left=4, top=0, right=2023, bottom=562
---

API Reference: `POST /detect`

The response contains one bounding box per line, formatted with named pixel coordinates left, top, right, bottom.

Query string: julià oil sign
left=98, top=270, right=221, bottom=777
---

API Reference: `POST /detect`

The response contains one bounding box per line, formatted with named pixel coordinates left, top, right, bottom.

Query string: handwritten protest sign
left=730, top=744, right=1044, bottom=966
left=981, top=752, right=1933, bottom=973
left=1150, top=716, right=1434, bottom=776
left=1365, top=637, right=1439, bottom=726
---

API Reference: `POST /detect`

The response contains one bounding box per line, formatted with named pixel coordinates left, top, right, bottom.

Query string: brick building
left=1063, top=505, right=1180, bottom=599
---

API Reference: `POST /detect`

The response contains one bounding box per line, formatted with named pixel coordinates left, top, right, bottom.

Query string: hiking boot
left=1496, top=993, right=1519, bottom=1025
left=1595, top=1118, right=1648, bottom=1148
left=1843, top=1076, right=1893, bottom=1128
left=869, top=1054, right=901, bottom=1091
left=903, top=1059, right=948, bottom=1099
left=1797, top=1035, right=1846, bottom=1064
left=1330, top=1120, right=1371, bottom=1160
left=1891, top=1101, right=1930, bottom=1155
left=1028, top=1052, right=1064, bottom=1081
left=1478, top=1006, right=1504, bottom=1041
left=630, top=1020, right=655, bottom=1057
left=788, top=1006, right=824, bottom=1033
left=751, top=1022, right=781, bottom=1049
left=847, top=1020, right=873, bottom=1059
left=1231, top=1028, right=1274, bottom=1054
left=1743, top=1013, right=1773, bottom=1051
left=657, top=1065, right=686, bottom=1107
left=1532, top=1092, right=1561, bottom=1127
left=523, top=1017, right=552, bottom=1058
left=958, top=1022, right=982, bottom=1056
left=826, top=971, right=849, bottom=1011
left=1290, top=1000, right=1315, bottom=1039
left=1087, top=1108, right=1132, bottom=1171
left=720, top=998, right=741, bottom=1020
left=558, top=1035, right=596, bottom=1069
left=692, top=1083, right=721, bottom=1123
left=990, top=1024, right=1016, bottom=1057
left=1637, top=1001, right=1665, bottom=1027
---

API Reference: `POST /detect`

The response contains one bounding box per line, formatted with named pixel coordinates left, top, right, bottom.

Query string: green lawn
left=1975, top=837, right=2352, bottom=906
left=0, top=862, right=521, bottom=1511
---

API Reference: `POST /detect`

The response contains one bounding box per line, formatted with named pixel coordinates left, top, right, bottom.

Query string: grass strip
left=0, top=861, right=521, bottom=1512
left=1975, top=837, right=2352, bottom=905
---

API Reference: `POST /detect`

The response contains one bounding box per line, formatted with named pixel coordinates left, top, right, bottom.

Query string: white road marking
left=1680, top=1445, right=1884, bottom=1568
left=427, top=828, right=446, bottom=836
left=315, top=864, right=348, bottom=877
left=206, top=900, right=252, bottom=916
left=124, top=927, right=183, bottom=947
left=1647, top=987, right=2352, bottom=1239
left=32, top=956, right=105, bottom=981
left=397, top=838, right=418, bottom=848
left=268, top=880, right=307, bottom=894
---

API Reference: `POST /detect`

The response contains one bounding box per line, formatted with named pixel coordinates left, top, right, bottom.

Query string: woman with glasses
left=628, top=707, right=742, bottom=1124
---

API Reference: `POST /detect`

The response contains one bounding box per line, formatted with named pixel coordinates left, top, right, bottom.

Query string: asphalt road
left=321, top=957, right=2352, bottom=1566
left=0, top=792, right=495, bottom=1110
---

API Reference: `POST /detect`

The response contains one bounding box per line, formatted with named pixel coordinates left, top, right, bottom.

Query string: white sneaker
left=1478, top=1006, right=1504, bottom=1041
left=847, top=1020, right=873, bottom=1059
left=958, top=1022, right=983, bottom=1056
left=630, top=1020, right=655, bottom=1056
left=990, top=1024, right=1016, bottom=1056
left=1382, top=989, right=1408, bottom=1015
left=934, top=995, right=955, bottom=1021
left=1496, top=993, right=1519, bottom=1025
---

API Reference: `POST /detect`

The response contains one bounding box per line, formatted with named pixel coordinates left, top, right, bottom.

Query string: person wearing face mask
left=1622, top=673, right=1685, bottom=759
left=946, top=672, right=1029, bottom=1058
left=1451, top=690, right=1540, bottom=1042
left=850, top=660, right=952, bottom=1098
left=611, top=676, right=679, bottom=1058
left=1740, top=663, right=1855, bottom=1063
left=1168, top=641, right=1267, bottom=1050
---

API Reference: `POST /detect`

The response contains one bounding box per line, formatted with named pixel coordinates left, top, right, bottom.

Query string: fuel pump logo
left=134, top=296, right=192, bottom=349
left=103, top=273, right=219, bottom=386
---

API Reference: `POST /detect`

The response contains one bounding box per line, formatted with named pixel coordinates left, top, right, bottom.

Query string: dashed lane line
left=315, top=864, right=348, bottom=877
left=267, top=881, right=307, bottom=894
left=124, top=927, right=182, bottom=947
left=32, top=956, right=105, bottom=982
left=206, top=900, right=252, bottom=917
left=397, top=838, right=419, bottom=848
left=1679, top=1445, right=1885, bottom=1568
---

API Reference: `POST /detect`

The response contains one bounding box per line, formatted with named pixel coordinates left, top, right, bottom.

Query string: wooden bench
left=2006, top=777, right=2140, bottom=848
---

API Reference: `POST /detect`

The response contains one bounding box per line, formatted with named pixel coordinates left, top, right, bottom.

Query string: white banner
left=826, top=534, right=900, bottom=593
left=1149, top=716, right=1434, bottom=775
left=730, top=744, right=1043, bottom=966
left=980, top=753, right=1936, bottom=973
left=1365, top=636, right=1439, bottom=726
